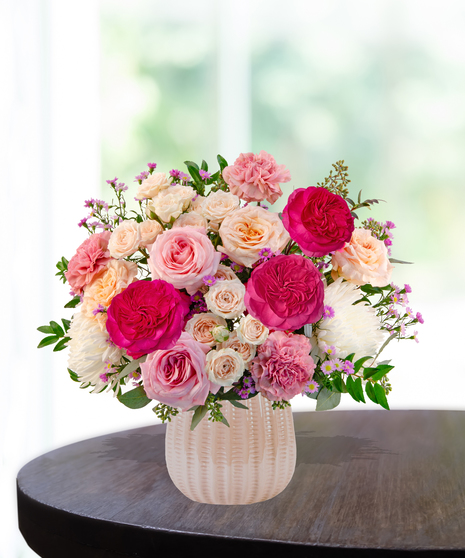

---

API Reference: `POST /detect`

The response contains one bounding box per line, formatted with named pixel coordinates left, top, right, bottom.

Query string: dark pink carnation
left=141, top=332, right=220, bottom=410
left=222, top=150, right=291, bottom=205
left=65, top=232, right=111, bottom=294
left=244, top=254, right=324, bottom=330
left=251, top=331, right=315, bottom=401
left=106, top=280, right=190, bottom=358
left=282, top=187, right=354, bottom=257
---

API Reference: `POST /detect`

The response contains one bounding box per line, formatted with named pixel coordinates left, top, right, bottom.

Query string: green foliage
left=117, top=386, right=151, bottom=409
left=217, top=154, right=228, bottom=172
left=317, top=160, right=351, bottom=198
left=373, top=383, right=390, bottom=410
left=37, top=320, right=70, bottom=350
left=271, top=400, right=291, bottom=410
left=316, top=387, right=341, bottom=411
left=152, top=403, right=179, bottom=423
left=55, top=257, right=68, bottom=284
left=67, top=368, right=79, bottom=383
left=64, top=296, right=81, bottom=309
left=346, top=376, right=365, bottom=403
left=230, top=400, right=248, bottom=410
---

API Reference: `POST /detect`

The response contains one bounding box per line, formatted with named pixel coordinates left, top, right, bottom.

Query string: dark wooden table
left=17, top=410, right=465, bottom=557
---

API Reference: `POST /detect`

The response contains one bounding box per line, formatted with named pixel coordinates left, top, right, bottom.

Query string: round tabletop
left=17, top=410, right=465, bottom=557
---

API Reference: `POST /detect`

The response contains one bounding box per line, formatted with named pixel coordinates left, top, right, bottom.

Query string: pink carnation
left=244, top=254, right=324, bottom=330
left=141, top=332, right=220, bottom=410
left=222, top=150, right=291, bottom=205
left=251, top=332, right=315, bottom=401
left=106, top=280, right=190, bottom=358
left=65, top=232, right=111, bottom=295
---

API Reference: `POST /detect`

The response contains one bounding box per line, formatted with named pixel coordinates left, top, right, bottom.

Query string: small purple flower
left=343, top=360, right=354, bottom=374
left=84, top=199, right=94, bottom=208
left=220, top=253, right=229, bottom=262
left=321, top=361, right=333, bottom=375
left=405, top=307, right=413, bottom=318
left=413, top=330, right=419, bottom=343
left=180, top=172, right=190, bottom=182
left=330, top=358, right=344, bottom=372
left=385, top=220, right=396, bottom=229
left=199, top=170, right=211, bottom=180
left=92, top=304, right=106, bottom=316
left=404, top=284, right=412, bottom=293
left=78, top=217, right=88, bottom=227
left=304, top=380, right=319, bottom=394
left=400, top=323, right=406, bottom=336
left=230, top=262, right=245, bottom=273
left=147, top=163, right=157, bottom=170
left=190, top=291, right=204, bottom=303
left=115, top=182, right=128, bottom=192
left=130, top=371, right=141, bottom=381
left=202, top=275, right=217, bottom=287
left=390, top=293, right=400, bottom=305
left=258, top=247, right=273, bottom=260
left=106, top=177, right=118, bottom=185
left=384, top=238, right=392, bottom=247
left=134, top=171, right=149, bottom=182
left=322, top=343, right=337, bottom=358
left=169, top=169, right=181, bottom=179
left=416, top=312, right=424, bottom=324
left=99, top=373, right=109, bottom=383
left=323, top=305, right=335, bottom=319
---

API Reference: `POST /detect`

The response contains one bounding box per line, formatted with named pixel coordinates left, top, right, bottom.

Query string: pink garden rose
left=282, top=187, right=354, bottom=257
left=141, top=332, right=219, bottom=410
left=148, top=227, right=221, bottom=295
left=222, top=150, right=291, bottom=205
left=65, top=232, right=111, bottom=295
left=251, top=331, right=315, bottom=401
left=106, top=280, right=190, bottom=358
left=244, top=254, right=324, bottom=330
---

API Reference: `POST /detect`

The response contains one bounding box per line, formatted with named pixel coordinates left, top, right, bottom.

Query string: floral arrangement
left=38, top=152, right=423, bottom=429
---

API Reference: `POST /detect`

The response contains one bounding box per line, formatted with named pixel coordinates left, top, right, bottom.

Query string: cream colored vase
left=165, top=393, right=296, bottom=505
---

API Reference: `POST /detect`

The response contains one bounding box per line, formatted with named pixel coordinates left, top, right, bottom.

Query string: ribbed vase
left=165, top=393, right=296, bottom=505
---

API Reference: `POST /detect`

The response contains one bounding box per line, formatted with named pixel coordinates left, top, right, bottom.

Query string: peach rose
left=190, top=195, right=206, bottom=213
left=237, top=314, right=269, bottom=346
left=148, top=192, right=184, bottom=223
left=218, top=206, right=290, bottom=268
left=331, top=228, right=394, bottom=287
left=139, top=219, right=163, bottom=248
left=108, top=221, right=141, bottom=259
left=219, top=331, right=256, bottom=369
left=135, top=172, right=172, bottom=200
left=185, top=312, right=227, bottom=347
left=206, top=348, right=245, bottom=387
left=81, top=259, right=138, bottom=329
left=201, top=190, right=240, bottom=231
left=204, top=279, right=246, bottom=319
left=198, top=264, right=238, bottom=294
left=172, top=212, right=208, bottom=230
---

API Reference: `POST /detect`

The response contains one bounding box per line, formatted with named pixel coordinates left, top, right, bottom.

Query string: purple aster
left=390, top=283, right=400, bottom=294
left=416, top=312, right=424, bottom=324
left=343, top=360, right=354, bottom=374
left=330, top=358, right=344, bottom=372
left=179, top=172, right=190, bottom=181
left=147, top=163, right=157, bottom=170
left=405, top=307, right=413, bottom=318
left=404, top=284, right=412, bottom=293
left=78, top=217, right=88, bottom=227
left=304, top=380, right=319, bottom=394
left=202, top=275, right=217, bottom=287
left=231, top=262, right=245, bottom=273
left=106, top=177, right=118, bottom=185
left=190, top=291, right=204, bottom=303
left=169, top=169, right=181, bottom=179
left=130, top=371, right=141, bottom=381
left=199, top=169, right=211, bottom=180
left=260, top=204, right=269, bottom=210
left=414, top=330, right=419, bottom=343
left=84, top=199, right=94, bottom=208
left=321, top=361, right=333, bottom=375
left=258, top=247, right=273, bottom=260
left=92, top=304, right=106, bottom=316
left=390, top=293, right=400, bottom=305
left=384, top=238, right=392, bottom=247
left=385, top=220, right=396, bottom=229
left=115, top=182, right=128, bottom=192
left=323, top=305, right=335, bottom=319
left=99, top=373, right=109, bottom=383
left=400, top=323, right=406, bottom=336
left=220, top=253, right=229, bottom=262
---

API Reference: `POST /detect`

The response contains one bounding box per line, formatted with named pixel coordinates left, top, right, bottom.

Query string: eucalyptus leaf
left=117, top=386, right=151, bottom=410
left=230, top=400, right=248, bottom=410
left=219, top=414, right=230, bottom=427
left=316, top=388, right=341, bottom=411
left=389, top=258, right=413, bottom=265
left=116, top=356, right=147, bottom=381
left=190, top=405, right=208, bottom=430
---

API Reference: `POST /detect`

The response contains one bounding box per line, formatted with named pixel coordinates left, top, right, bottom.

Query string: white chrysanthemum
left=67, top=312, right=122, bottom=393
left=316, top=277, right=386, bottom=362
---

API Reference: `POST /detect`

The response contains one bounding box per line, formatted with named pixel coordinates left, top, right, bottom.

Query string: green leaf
left=354, top=356, right=373, bottom=373
left=353, top=377, right=365, bottom=403
left=316, top=388, right=341, bottom=411
left=371, top=364, right=395, bottom=382
left=184, top=160, right=199, bottom=170
left=62, top=318, right=71, bottom=332
left=186, top=164, right=203, bottom=187
left=201, top=159, right=208, bottom=171
left=305, top=390, right=319, bottom=400
left=37, top=335, right=60, bottom=349
left=190, top=405, right=208, bottom=430
left=53, top=337, right=70, bottom=351
left=332, top=376, right=347, bottom=393
left=64, top=296, right=81, bottom=308
left=373, top=383, right=390, bottom=410
left=37, top=325, right=54, bottom=334
left=346, top=376, right=361, bottom=403
left=389, top=258, right=413, bottom=265
left=230, top=400, right=248, bottom=410
left=218, top=414, right=230, bottom=427
left=50, top=320, right=64, bottom=337
left=117, top=386, right=151, bottom=409
left=67, top=368, right=80, bottom=383
left=345, top=353, right=355, bottom=363
left=219, top=389, right=242, bottom=401
left=116, top=356, right=146, bottom=381
left=210, top=171, right=220, bottom=181
left=217, top=154, right=228, bottom=171
left=363, top=367, right=378, bottom=380
left=365, top=382, right=378, bottom=404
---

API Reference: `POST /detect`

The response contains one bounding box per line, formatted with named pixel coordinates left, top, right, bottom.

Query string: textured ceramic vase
left=165, top=393, right=296, bottom=505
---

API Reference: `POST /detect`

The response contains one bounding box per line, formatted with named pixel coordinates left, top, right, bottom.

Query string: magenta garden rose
left=282, top=186, right=354, bottom=257
left=106, top=279, right=190, bottom=358
left=141, top=332, right=219, bottom=410
left=222, top=150, right=291, bottom=205
left=244, top=254, right=324, bottom=330
left=251, top=332, right=316, bottom=401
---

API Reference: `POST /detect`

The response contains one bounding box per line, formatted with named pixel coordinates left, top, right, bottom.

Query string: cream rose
left=206, top=348, right=245, bottom=387
left=211, top=325, right=230, bottom=343
left=172, top=212, right=208, bottom=230
left=331, top=228, right=394, bottom=287
left=108, top=221, right=141, bottom=259
left=237, top=315, right=269, bottom=346
left=204, top=279, right=246, bottom=319
left=201, top=190, right=240, bottom=231
left=81, top=259, right=138, bottom=329
left=167, top=184, right=196, bottom=210
left=219, top=331, right=256, bottom=369
left=218, top=206, right=290, bottom=267
left=199, top=264, right=239, bottom=294
left=190, top=195, right=206, bottom=213
left=185, top=312, right=227, bottom=347
left=135, top=172, right=172, bottom=200
left=149, top=192, right=184, bottom=223
left=139, top=219, right=163, bottom=248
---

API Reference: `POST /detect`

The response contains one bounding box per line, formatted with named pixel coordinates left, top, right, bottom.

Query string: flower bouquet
left=38, top=152, right=422, bottom=504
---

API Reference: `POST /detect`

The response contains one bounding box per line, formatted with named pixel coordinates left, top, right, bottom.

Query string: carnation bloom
left=282, top=186, right=354, bottom=257
left=316, top=277, right=386, bottom=361
left=218, top=205, right=289, bottom=268
left=148, top=227, right=221, bottom=295
left=331, top=228, right=394, bottom=287
left=141, top=332, right=218, bottom=410
left=67, top=312, right=122, bottom=393
left=250, top=332, right=315, bottom=401
left=245, top=254, right=324, bottom=330
left=222, top=151, right=291, bottom=204
left=65, top=231, right=111, bottom=295
left=106, top=279, right=190, bottom=358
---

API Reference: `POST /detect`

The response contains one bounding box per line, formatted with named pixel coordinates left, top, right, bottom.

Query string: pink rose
left=106, top=280, right=190, bottom=358
left=282, top=187, right=354, bottom=257
left=245, top=254, right=324, bottom=330
left=251, top=331, right=315, bottom=401
left=148, top=227, right=221, bottom=295
left=222, top=150, right=291, bottom=205
left=65, top=232, right=111, bottom=295
left=141, top=332, right=219, bottom=410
